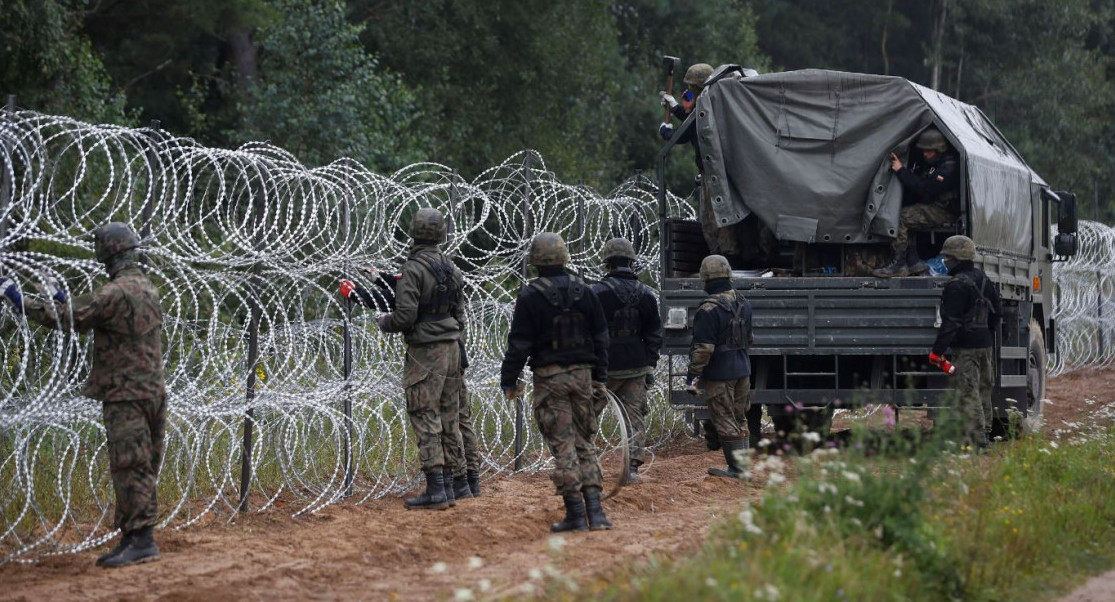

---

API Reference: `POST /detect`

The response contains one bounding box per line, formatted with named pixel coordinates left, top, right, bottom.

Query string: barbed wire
left=0, top=111, right=1111, bottom=562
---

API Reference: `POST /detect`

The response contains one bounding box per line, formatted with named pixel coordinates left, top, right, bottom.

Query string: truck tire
left=1023, top=319, right=1047, bottom=434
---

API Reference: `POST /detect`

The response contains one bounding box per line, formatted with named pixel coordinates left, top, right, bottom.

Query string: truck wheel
left=1023, top=319, right=1047, bottom=434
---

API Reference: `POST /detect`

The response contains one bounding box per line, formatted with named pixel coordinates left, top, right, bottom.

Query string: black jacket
left=351, top=272, right=470, bottom=368
left=896, top=152, right=961, bottom=214
left=590, top=270, right=663, bottom=374
left=689, top=279, right=753, bottom=381
left=932, top=261, right=1002, bottom=354
left=500, top=266, right=609, bottom=388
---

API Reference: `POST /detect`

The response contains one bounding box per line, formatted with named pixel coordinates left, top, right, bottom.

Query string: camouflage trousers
left=706, top=377, right=751, bottom=442
left=894, top=203, right=956, bottom=250
left=457, top=377, right=480, bottom=473
left=951, top=347, right=995, bottom=445
left=404, top=341, right=464, bottom=474
left=606, top=375, right=648, bottom=463
left=533, top=364, right=603, bottom=496
left=699, top=179, right=742, bottom=256
left=103, top=395, right=166, bottom=532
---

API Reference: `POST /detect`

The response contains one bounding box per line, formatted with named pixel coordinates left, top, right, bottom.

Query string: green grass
left=567, top=425, right=1115, bottom=602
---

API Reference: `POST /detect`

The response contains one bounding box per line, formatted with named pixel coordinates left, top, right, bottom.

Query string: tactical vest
left=530, top=276, right=592, bottom=354
left=601, top=278, right=644, bottom=343
left=955, top=271, right=992, bottom=334
left=700, top=291, right=751, bottom=354
left=410, top=249, right=459, bottom=322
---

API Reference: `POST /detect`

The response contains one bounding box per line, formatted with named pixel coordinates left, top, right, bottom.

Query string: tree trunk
left=930, top=0, right=948, bottom=91
left=228, top=30, right=258, bottom=92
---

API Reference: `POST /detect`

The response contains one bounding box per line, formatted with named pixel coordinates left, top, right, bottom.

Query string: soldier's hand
left=376, top=314, right=389, bottom=329
left=339, top=279, right=356, bottom=300
left=360, top=265, right=380, bottom=282
left=659, top=91, right=679, bottom=110
left=686, top=377, right=704, bottom=397
left=889, top=153, right=903, bottom=172
left=0, top=277, right=24, bottom=311
left=502, top=386, right=521, bottom=401
left=659, top=122, right=675, bottom=140
left=36, top=276, right=67, bottom=303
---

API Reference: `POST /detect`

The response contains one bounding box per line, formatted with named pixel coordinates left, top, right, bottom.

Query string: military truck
left=656, top=67, right=1080, bottom=437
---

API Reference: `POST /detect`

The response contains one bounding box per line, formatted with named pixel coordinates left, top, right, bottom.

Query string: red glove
left=339, top=279, right=356, bottom=299
left=928, top=352, right=956, bottom=375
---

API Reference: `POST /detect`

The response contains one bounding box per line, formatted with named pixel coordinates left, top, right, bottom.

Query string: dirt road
left=1, top=366, right=1110, bottom=601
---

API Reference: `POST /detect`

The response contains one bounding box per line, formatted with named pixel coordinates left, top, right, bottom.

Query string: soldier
left=590, top=238, right=662, bottom=483
left=875, top=127, right=961, bottom=277
left=686, top=255, right=753, bottom=479
left=929, top=235, right=1002, bottom=449
left=340, top=264, right=480, bottom=497
left=376, top=208, right=468, bottom=509
left=0, top=222, right=166, bottom=567
left=500, top=232, right=613, bottom=532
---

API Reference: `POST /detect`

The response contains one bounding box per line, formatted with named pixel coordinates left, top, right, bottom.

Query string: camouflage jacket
left=381, top=243, right=465, bottom=346
left=23, top=266, right=166, bottom=402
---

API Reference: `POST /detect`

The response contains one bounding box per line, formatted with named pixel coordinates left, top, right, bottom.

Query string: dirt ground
left=1, top=366, right=1112, bottom=602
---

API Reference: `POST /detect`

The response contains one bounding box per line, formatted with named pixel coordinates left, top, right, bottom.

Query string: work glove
left=928, top=352, right=957, bottom=375
left=339, top=279, right=356, bottom=299
left=0, top=277, right=23, bottom=311
left=360, top=265, right=380, bottom=282
left=502, top=381, right=524, bottom=401
left=376, top=314, right=389, bottom=330
left=685, top=376, right=704, bottom=396
left=659, top=91, right=679, bottom=110
left=659, top=122, right=675, bottom=140
left=644, top=373, right=655, bottom=387
left=36, top=275, right=67, bottom=303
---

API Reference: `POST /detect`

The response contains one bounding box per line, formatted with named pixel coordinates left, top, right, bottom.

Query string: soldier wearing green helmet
left=875, top=126, right=962, bottom=277
left=590, top=238, right=663, bottom=483
left=501, top=232, right=614, bottom=532
left=929, top=235, right=1002, bottom=450
left=0, top=221, right=166, bottom=567
left=376, top=207, right=468, bottom=510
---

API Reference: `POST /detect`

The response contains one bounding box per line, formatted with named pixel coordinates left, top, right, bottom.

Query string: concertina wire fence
left=0, top=111, right=1112, bottom=562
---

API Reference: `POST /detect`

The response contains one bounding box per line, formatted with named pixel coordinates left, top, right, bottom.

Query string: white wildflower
left=764, top=583, right=782, bottom=600
left=844, top=495, right=864, bottom=507
left=705, top=577, right=719, bottom=587
left=802, top=431, right=821, bottom=443
left=767, top=472, right=786, bottom=486
left=430, top=562, right=447, bottom=574
left=738, top=507, right=763, bottom=535
left=478, top=579, right=492, bottom=592
left=1049, top=441, right=1059, bottom=449
left=758, top=438, right=772, bottom=448
left=841, top=471, right=861, bottom=483
left=468, top=556, right=483, bottom=569
left=548, top=535, right=566, bottom=552
left=528, top=568, right=542, bottom=580
left=453, top=589, right=475, bottom=601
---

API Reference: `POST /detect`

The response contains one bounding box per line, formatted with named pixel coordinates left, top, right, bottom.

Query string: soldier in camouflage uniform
left=1, top=222, right=166, bottom=567
left=875, top=127, right=961, bottom=277
left=686, top=255, right=753, bottom=479
left=930, top=235, right=1002, bottom=449
left=456, top=339, right=482, bottom=496
left=590, top=238, right=662, bottom=483
left=377, top=208, right=468, bottom=509
left=500, top=232, right=613, bottom=532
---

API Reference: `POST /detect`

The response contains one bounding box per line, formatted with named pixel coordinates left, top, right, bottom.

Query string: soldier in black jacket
left=687, top=255, right=754, bottom=479
left=590, top=238, right=663, bottom=483
left=501, top=232, right=613, bottom=532
left=929, top=235, right=1002, bottom=449
left=875, top=127, right=962, bottom=278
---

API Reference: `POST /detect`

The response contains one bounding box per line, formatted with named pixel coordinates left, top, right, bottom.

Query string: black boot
left=702, top=420, right=721, bottom=451
left=747, top=406, right=763, bottom=450
left=405, top=471, right=449, bottom=510
left=708, top=437, right=750, bottom=480
left=95, top=531, right=132, bottom=567
left=99, top=526, right=159, bottom=568
left=551, top=494, right=588, bottom=533
left=906, top=245, right=927, bottom=276
left=583, top=489, right=613, bottom=531
left=452, top=474, right=473, bottom=500
left=443, top=469, right=457, bottom=507
left=872, top=246, right=910, bottom=278
left=467, top=469, right=481, bottom=497
left=627, top=459, right=642, bottom=484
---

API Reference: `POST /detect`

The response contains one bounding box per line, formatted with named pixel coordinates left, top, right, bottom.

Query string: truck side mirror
left=1055, top=190, right=1078, bottom=234
left=1054, top=233, right=1078, bottom=258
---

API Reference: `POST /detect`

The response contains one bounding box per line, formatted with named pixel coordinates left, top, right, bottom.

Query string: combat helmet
left=683, top=63, right=714, bottom=87
left=93, top=222, right=141, bottom=264
left=409, top=208, right=447, bottom=243
left=916, top=128, right=949, bottom=153
left=699, top=254, right=732, bottom=281
left=601, top=237, right=637, bottom=263
left=528, top=232, right=570, bottom=267
left=940, top=235, right=977, bottom=261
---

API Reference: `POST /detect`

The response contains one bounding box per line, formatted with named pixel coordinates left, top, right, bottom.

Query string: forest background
left=3, top=0, right=1114, bottom=222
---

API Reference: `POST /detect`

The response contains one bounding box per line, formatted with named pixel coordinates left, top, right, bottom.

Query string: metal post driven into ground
left=139, top=120, right=161, bottom=244
left=0, top=96, right=15, bottom=245
left=239, top=165, right=267, bottom=513
left=1096, top=179, right=1105, bottom=359
left=514, top=154, right=532, bottom=471
left=342, top=192, right=354, bottom=497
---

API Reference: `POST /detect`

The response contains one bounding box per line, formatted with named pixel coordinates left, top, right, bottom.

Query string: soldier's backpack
left=601, top=278, right=645, bottom=343
left=701, top=291, right=751, bottom=353
left=410, top=250, right=459, bottom=321
left=955, top=271, right=992, bottom=333
left=530, top=276, right=590, bottom=352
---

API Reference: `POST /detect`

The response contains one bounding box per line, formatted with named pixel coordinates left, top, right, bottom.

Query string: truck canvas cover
left=697, top=68, right=1041, bottom=256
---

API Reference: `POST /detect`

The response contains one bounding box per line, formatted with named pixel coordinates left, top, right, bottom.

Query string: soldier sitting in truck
left=873, top=127, right=961, bottom=278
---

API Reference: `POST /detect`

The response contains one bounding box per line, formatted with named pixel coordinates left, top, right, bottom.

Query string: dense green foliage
left=2, top=0, right=1114, bottom=217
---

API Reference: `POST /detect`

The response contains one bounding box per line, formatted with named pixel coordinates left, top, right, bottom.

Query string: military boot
left=627, top=459, right=642, bottom=484
left=452, top=474, right=473, bottom=500
left=95, top=531, right=132, bottom=567
left=708, top=438, right=750, bottom=480
left=405, top=471, right=449, bottom=510
left=551, top=494, right=588, bottom=533
left=467, top=469, right=481, bottom=497
left=702, top=420, right=721, bottom=451
left=747, top=409, right=763, bottom=450
left=99, top=526, right=159, bottom=568
left=872, top=246, right=910, bottom=278
left=443, top=469, right=457, bottom=507
left=583, top=489, right=613, bottom=531
left=905, top=245, right=927, bottom=276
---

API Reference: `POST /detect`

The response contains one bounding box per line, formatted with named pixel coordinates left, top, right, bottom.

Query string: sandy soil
left=1, top=366, right=1111, bottom=601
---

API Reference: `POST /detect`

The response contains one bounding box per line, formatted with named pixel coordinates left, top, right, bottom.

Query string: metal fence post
left=342, top=192, right=354, bottom=497
left=1096, top=178, right=1105, bottom=359
left=139, top=120, right=161, bottom=243
left=514, top=153, right=532, bottom=471
left=239, top=165, right=267, bottom=513
left=0, top=95, right=15, bottom=244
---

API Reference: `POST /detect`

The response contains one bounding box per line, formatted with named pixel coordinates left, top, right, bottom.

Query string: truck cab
left=656, top=67, right=1079, bottom=437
